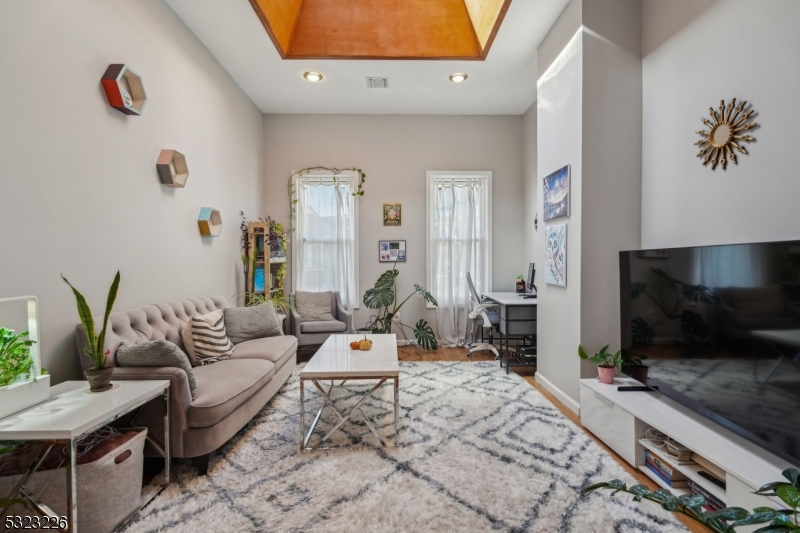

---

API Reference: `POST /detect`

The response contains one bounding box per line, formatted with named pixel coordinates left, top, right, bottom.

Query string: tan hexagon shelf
left=101, top=64, right=148, bottom=116
left=157, top=150, right=189, bottom=188
left=198, top=208, right=222, bottom=237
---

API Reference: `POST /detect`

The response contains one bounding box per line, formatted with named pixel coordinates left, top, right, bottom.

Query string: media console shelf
left=579, top=377, right=793, bottom=532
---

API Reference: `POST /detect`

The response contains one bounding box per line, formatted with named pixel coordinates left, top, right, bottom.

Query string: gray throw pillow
left=223, top=302, right=282, bottom=345
left=116, top=340, right=197, bottom=399
left=295, top=291, right=335, bottom=321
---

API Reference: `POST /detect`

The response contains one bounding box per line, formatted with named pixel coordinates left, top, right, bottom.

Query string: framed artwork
left=545, top=223, right=567, bottom=286
left=379, top=240, right=406, bottom=262
left=383, top=204, right=401, bottom=226
left=543, top=165, right=570, bottom=221
left=635, top=249, right=669, bottom=259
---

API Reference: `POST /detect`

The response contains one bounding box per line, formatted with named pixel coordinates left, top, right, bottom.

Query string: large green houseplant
left=584, top=468, right=800, bottom=532
left=363, top=264, right=438, bottom=350
left=62, top=271, right=120, bottom=393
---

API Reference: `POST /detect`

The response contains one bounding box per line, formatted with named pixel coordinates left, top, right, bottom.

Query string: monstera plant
left=363, top=264, right=438, bottom=350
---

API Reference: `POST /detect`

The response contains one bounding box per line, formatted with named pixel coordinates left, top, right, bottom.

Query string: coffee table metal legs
left=299, top=377, right=399, bottom=451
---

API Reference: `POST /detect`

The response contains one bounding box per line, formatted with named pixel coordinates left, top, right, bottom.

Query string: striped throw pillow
left=182, top=309, right=233, bottom=366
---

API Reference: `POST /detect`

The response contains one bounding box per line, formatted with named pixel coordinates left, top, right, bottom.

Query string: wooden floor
left=394, top=345, right=709, bottom=533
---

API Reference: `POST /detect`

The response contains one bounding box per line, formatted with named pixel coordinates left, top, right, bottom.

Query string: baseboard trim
left=535, top=372, right=580, bottom=415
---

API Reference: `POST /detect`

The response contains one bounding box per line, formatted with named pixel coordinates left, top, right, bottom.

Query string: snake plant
left=61, top=271, right=120, bottom=370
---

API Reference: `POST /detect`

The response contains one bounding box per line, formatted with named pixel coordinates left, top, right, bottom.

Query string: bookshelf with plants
left=241, top=215, right=289, bottom=316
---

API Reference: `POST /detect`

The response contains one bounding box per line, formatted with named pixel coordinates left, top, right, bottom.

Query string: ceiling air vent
left=366, top=77, right=389, bottom=89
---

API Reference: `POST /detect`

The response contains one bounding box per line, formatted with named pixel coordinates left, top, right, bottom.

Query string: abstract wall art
left=545, top=223, right=567, bottom=286
left=543, top=165, right=570, bottom=221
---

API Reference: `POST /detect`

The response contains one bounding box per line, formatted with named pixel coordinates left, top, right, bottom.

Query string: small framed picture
left=383, top=204, right=401, bottom=226
left=379, top=240, right=406, bottom=262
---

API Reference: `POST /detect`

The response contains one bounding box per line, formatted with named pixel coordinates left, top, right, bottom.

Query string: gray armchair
left=289, top=291, right=354, bottom=348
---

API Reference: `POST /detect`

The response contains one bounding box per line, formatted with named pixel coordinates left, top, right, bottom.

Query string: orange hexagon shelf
left=101, top=64, right=148, bottom=115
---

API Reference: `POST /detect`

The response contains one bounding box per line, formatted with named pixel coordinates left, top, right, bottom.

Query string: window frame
left=425, top=170, right=493, bottom=308
left=291, top=169, right=360, bottom=308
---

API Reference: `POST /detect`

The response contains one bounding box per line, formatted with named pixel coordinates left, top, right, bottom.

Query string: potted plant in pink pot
left=578, top=344, right=622, bottom=384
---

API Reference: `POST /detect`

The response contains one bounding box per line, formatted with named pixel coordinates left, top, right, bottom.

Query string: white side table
left=0, top=379, right=170, bottom=532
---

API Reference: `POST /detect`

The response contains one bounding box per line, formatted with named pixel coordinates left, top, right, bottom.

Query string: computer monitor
left=527, top=263, right=536, bottom=294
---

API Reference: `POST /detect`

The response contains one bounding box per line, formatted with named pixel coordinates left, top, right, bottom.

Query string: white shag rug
left=124, top=362, right=689, bottom=533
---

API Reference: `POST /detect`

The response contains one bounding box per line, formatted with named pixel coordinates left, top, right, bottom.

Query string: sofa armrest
left=335, top=298, right=354, bottom=333
left=289, top=306, right=303, bottom=337
left=111, top=366, right=191, bottom=454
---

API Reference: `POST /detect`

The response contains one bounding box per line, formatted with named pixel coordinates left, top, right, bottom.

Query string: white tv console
left=579, top=377, right=795, bottom=532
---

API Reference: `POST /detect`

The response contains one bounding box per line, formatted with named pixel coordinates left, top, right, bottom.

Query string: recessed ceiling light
left=449, top=73, right=468, bottom=83
left=303, top=71, right=323, bottom=82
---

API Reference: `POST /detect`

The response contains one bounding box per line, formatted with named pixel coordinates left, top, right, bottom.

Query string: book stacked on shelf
left=644, top=449, right=688, bottom=488
left=688, top=479, right=725, bottom=512
left=664, top=441, right=693, bottom=464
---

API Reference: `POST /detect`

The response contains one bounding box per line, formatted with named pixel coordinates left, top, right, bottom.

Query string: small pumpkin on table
left=349, top=336, right=373, bottom=351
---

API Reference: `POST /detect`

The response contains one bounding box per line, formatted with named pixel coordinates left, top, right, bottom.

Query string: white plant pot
left=0, top=374, right=50, bottom=420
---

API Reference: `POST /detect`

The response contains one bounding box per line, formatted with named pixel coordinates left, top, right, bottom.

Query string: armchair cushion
left=300, top=320, right=347, bottom=334
left=188, top=359, right=275, bottom=428
left=116, top=340, right=197, bottom=398
left=223, top=303, right=282, bottom=345
left=295, top=291, right=335, bottom=321
left=230, top=335, right=297, bottom=371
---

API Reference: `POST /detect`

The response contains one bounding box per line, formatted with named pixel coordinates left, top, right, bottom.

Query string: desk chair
left=466, top=272, right=500, bottom=358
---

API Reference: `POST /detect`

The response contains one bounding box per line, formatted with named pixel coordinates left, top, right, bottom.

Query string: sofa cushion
left=116, top=340, right=197, bottom=399
left=730, top=285, right=784, bottom=317
left=223, top=303, right=282, bottom=345
left=231, top=335, right=297, bottom=370
left=300, top=320, right=347, bottom=334
left=295, top=291, right=335, bottom=321
left=188, top=359, right=275, bottom=428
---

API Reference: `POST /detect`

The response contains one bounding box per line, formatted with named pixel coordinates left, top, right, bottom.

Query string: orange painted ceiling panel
left=289, top=0, right=480, bottom=59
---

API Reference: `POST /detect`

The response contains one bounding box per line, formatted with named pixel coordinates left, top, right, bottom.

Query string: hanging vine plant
left=287, top=166, right=366, bottom=232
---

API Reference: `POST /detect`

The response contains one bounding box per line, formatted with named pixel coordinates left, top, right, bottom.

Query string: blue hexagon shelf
left=198, top=207, right=222, bottom=237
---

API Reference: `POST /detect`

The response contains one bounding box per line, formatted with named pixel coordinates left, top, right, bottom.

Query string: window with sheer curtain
left=292, top=172, right=358, bottom=309
left=426, top=171, right=492, bottom=347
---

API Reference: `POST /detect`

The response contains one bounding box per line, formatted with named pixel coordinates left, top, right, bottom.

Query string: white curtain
left=692, top=244, right=765, bottom=288
left=294, top=176, right=356, bottom=310
left=430, top=176, right=489, bottom=346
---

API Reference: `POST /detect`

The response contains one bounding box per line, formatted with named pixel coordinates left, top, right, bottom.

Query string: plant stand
left=0, top=380, right=170, bottom=532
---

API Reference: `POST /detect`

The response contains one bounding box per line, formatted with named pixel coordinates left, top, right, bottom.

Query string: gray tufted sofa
left=76, top=296, right=297, bottom=475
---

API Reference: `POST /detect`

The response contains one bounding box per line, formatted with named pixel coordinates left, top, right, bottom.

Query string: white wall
left=0, top=0, right=265, bottom=383
left=642, top=0, right=800, bottom=248
left=262, top=114, right=525, bottom=336
left=535, top=0, right=642, bottom=409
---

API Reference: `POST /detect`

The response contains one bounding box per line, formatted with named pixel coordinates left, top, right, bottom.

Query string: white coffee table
left=752, top=329, right=800, bottom=383
left=300, top=334, right=399, bottom=450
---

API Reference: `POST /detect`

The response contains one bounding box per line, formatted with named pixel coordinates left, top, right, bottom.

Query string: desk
left=483, top=292, right=537, bottom=374
left=0, top=380, right=170, bottom=532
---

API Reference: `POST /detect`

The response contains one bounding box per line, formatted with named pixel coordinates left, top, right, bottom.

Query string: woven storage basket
left=0, top=427, right=147, bottom=533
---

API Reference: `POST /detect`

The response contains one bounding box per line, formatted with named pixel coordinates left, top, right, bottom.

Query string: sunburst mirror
left=695, top=98, right=758, bottom=170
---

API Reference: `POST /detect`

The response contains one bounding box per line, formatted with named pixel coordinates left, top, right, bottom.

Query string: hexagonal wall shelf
left=101, top=64, right=148, bottom=115
left=198, top=208, right=222, bottom=237
left=157, top=150, right=189, bottom=188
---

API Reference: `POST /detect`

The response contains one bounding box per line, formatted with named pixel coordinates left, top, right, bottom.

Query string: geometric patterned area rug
left=123, top=362, right=689, bottom=533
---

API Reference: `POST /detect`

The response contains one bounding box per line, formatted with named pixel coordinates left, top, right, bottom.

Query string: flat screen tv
left=619, top=240, right=800, bottom=466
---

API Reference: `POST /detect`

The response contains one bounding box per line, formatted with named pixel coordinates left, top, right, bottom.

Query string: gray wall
left=642, top=0, right=800, bottom=248
left=0, top=0, right=265, bottom=383
left=262, top=114, right=525, bottom=336
left=522, top=103, right=538, bottom=265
